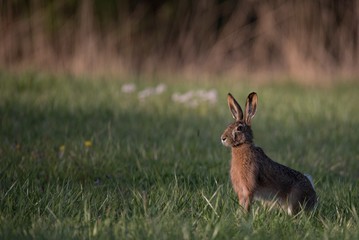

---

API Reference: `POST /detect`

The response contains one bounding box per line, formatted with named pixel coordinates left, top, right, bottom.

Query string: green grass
left=0, top=72, right=359, bottom=239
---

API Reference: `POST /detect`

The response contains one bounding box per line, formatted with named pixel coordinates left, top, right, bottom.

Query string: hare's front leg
left=238, top=188, right=253, bottom=212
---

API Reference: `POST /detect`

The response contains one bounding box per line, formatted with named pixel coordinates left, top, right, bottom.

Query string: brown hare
left=221, top=92, right=317, bottom=215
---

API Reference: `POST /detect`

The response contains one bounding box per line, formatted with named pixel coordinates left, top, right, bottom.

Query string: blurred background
left=1, top=0, right=358, bottom=82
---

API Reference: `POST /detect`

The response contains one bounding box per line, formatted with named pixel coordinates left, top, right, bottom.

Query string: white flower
left=155, top=84, right=167, bottom=94
left=171, top=89, right=217, bottom=107
left=121, top=83, right=136, bottom=93
left=138, top=84, right=167, bottom=100
left=172, top=91, right=194, bottom=103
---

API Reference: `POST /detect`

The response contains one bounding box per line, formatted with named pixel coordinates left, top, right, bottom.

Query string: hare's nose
left=221, top=137, right=227, bottom=143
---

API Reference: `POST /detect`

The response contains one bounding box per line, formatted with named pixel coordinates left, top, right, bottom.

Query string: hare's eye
left=237, top=125, right=244, bottom=131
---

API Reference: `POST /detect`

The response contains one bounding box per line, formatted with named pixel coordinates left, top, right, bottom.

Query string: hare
left=221, top=92, right=317, bottom=215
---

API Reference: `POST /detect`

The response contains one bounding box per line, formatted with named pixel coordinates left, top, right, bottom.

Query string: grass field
left=0, top=72, right=358, bottom=239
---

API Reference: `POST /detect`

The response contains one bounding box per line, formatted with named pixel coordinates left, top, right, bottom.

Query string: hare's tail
left=304, top=173, right=315, bottom=190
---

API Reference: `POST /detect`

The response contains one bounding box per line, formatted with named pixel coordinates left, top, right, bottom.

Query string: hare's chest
left=230, top=158, right=256, bottom=193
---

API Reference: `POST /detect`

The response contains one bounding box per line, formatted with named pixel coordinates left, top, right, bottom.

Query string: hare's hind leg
left=288, top=187, right=318, bottom=215
left=287, top=188, right=303, bottom=215
left=288, top=187, right=316, bottom=215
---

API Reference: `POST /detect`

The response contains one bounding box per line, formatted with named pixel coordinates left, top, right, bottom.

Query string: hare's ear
left=227, top=93, right=243, bottom=121
left=245, top=92, right=258, bottom=125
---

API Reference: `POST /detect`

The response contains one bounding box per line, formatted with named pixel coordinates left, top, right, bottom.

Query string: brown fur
left=221, top=92, right=317, bottom=215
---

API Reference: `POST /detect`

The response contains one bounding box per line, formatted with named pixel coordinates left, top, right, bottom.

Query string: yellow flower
left=84, top=141, right=92, bottom=148
left=59, top=145, right=65, bottom=158
left=59, top=145, right=65, bottom=152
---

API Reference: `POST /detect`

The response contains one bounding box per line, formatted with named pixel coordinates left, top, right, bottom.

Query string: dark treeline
left=1, top=0, right=358, bottom=78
